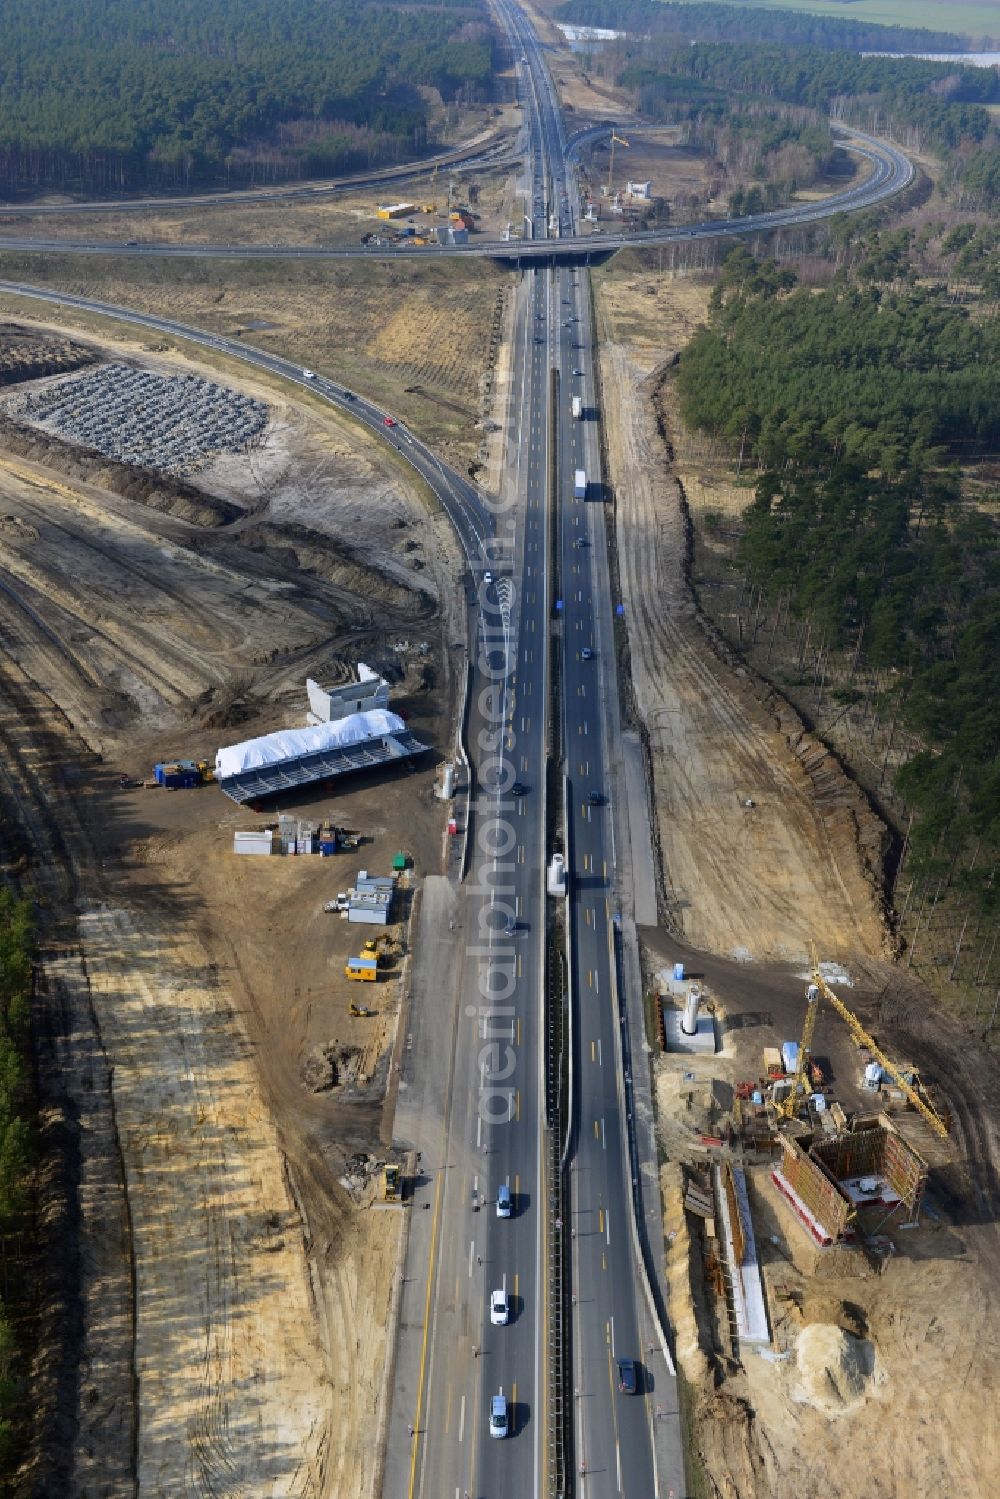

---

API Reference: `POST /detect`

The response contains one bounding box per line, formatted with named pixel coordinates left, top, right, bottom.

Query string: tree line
left=676, top=248, right=999, bottom=956
left=557, top=0, right=985, bottom=54
left=0, top=0, right=498, bottom=195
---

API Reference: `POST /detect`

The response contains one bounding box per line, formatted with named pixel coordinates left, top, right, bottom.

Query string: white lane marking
left=459, top=1394, right=466, bottom=1444
left=616, top=1440, right=623, bottom=1492
left=477, top=1113, right=482, bottom=1149
left=602, top=1117, right=607, bottom=1150
left=610, top=1315, right=616, bottom=1357
left=597, top=1038, right=602, bottom=1066
left=469, top=1240, right=475, bottom=1277
left=606, top=1209, right=611, bottom=1246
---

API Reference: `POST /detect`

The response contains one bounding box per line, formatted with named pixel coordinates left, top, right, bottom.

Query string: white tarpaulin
left=216, top=709, right=406, bottom=779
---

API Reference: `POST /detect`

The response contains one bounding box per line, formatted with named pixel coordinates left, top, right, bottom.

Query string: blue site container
left=154, top=760, right=202, bottom=789
left=319, top=841, right=337, bottom=856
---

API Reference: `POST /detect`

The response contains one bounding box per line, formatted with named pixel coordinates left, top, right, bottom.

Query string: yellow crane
left=774, top=982, right=820, bottom=1121
left=777, top=950, right=949, bottom=1139
left=607, top=129, right=629, bottom=197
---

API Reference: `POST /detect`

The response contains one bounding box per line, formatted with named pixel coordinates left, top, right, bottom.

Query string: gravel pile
left=6, top=363, right=268, bottom=475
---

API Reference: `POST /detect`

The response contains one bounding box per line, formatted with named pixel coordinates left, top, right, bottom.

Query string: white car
left=496, top=1182, right=512, bottom=1218
left=490, top=1289, right=509, bottom=1325
left=483, top=570, right=493, bottom=585
left=302, top=368, right=316, bottom=379
left=490, top=1390, right=508, bottom=1438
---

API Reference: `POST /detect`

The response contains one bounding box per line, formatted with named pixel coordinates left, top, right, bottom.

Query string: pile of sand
left=795, top=1324, right=883, bottom=1413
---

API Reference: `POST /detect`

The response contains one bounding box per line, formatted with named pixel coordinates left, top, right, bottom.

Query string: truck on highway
left=574, top=468, right=587, bottom=499
left=571, top=395, right=583, bottom=420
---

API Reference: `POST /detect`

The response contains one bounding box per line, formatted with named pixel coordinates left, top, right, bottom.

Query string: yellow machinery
left=362, top=936, right=396, bottom=962
left=777, top=951, right=949, bottom=1138
left=196, top=760, right=215, bottom=783
left=345, top=956, right=378, bottom=982
left=775, top=982, right=820, bottom=1121
left=607, top=130, right=629, bottom=196
left=383, top=1163, right=400, bottom=1201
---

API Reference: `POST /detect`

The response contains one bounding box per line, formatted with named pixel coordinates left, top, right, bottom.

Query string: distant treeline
left=0, top=0, right=498, bottom=196
left=556, top=0, right=984, bottom=53
left=677, top=248, right=1000, bottom=902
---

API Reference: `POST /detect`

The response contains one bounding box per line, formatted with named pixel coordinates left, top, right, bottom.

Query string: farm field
left=681, top=0, right=999, bottom=43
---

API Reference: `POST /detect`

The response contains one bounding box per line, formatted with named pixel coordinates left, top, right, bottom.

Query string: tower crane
left=607, top=129, right=629, bottom=197
left=776, top=950, right=949, bottom=1139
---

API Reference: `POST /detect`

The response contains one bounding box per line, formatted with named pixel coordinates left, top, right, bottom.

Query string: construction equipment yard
left=0, top=313, right=473, bottom=1493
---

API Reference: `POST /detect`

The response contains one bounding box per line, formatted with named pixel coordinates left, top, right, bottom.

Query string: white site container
left=234, top=830, right=274, bottom=856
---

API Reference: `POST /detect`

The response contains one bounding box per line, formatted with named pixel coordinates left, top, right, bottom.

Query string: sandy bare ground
left=596, top=271, right=886, bottom=962
left=0, top=322, right=465, bottom=1495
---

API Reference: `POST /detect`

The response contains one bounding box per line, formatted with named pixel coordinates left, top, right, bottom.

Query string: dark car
left=586, top=791, right=603, bottom=807
left=617, top=1358, right=637, bottom=1395
left=511, top=782, right=528, bottom=797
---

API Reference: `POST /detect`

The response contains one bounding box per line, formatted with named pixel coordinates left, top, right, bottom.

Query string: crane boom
left=809, top=963, right=949, bottom=1139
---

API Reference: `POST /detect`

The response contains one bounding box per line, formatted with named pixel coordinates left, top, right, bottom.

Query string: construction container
left=233, top=829, right=274, bottom=856
left=153, top=759, right=203, bottom=789
left=319, top=840, right=337, bottom=857
left=345, top=956, right=378, bottom=981
left=673, top=961, right=685, bottom=981
left=348, top=891, right=391, bottom=925
left=763, top=1047, right=784, bottom=1079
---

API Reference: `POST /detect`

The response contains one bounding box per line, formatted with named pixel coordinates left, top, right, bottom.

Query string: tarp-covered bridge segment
left=215, top=710, right=429, bottom=805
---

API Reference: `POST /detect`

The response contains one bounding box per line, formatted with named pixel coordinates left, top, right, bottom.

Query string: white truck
left=574, top=469, right=587, bottom=499
left=571, top=395, right=583, bottom=420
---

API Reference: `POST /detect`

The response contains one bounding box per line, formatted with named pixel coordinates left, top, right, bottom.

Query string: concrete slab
left=716, top=1164, right=770, bottom=1346
left=622, top=731, right=658, bottom=926
left=663, top=1006, right=717, bottom=1054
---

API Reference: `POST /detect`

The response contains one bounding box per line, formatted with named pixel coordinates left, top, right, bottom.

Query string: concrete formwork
left=813, top=1120, right=927, bottom=1218
left=772, top=1136, right=853, bottom=1246
left=772, top=1120, right=928, bottom=1246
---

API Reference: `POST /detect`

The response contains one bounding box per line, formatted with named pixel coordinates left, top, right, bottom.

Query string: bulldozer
left=350, top=1002, right=374, bottom=1018
left=383, top=1163, right=401, bottom=1202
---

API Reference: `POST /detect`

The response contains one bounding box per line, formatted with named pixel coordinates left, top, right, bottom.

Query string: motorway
left=507, top=4, right=676, bottom=1493
left=386, top=0, right=681, bottom=1494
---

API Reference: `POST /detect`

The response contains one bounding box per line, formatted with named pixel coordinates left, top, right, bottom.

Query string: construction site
left=0, top=15, right=996, bottom=1496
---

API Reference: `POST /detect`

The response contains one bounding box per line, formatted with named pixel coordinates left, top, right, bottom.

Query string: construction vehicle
left=345, top=956, right=378, bottom=982
left=349, top=1003, right=374, bottom=1017
left=777, top=951, right=949, bottom=1138
left=383, top=1163, right=400, bottom=1201
left=361, top=935, right=396, bottom=963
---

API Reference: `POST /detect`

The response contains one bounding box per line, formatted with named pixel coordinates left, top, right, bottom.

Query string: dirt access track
left=595, top=266, right=888, bottom=964
left=0, top=316, right=464, bottom=1496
